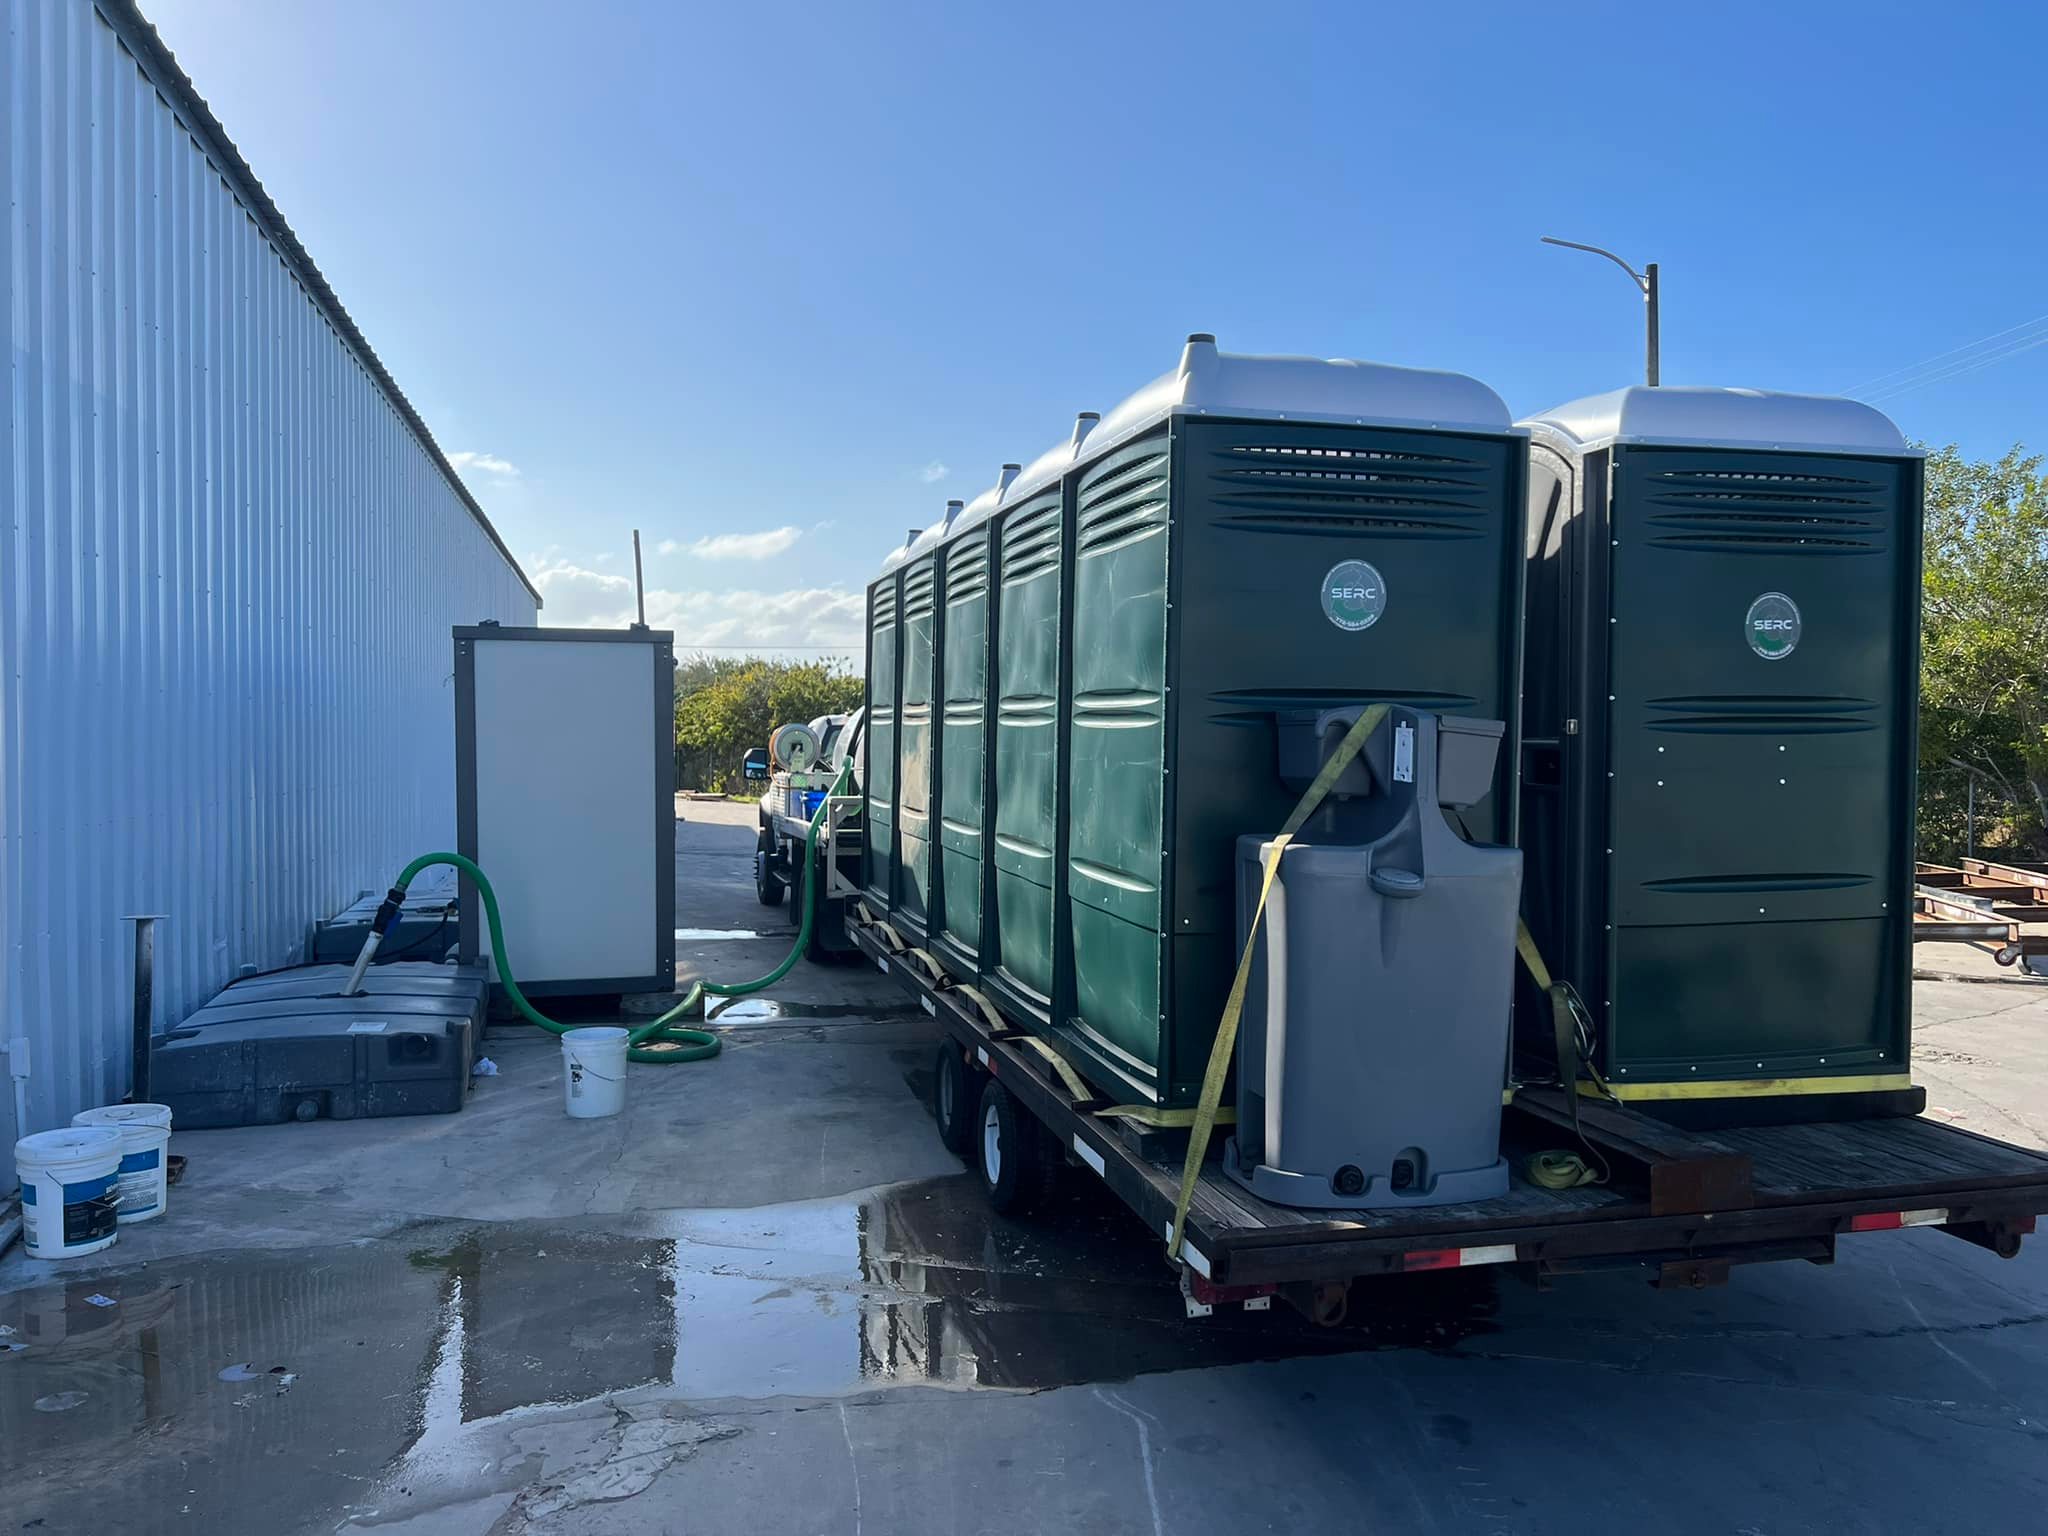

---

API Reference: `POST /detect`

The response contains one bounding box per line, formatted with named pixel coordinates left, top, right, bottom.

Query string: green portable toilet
left=861, top=528, right=919, bottom=906
left=929, top=466, right=1022, bottom=973
left=891, top=501, right=964, bottom=933
left=988, top=414, right=1098, bottom=1018
left=1518, top=387, right=1923, bottom=1122
left=977, top=335, right=1527, bottom=1108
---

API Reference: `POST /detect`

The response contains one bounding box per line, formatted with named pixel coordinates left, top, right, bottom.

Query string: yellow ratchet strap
left=1018, top=1036, right=1095, bottom=1104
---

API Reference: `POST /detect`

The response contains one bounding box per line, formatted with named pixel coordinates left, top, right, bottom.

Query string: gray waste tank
left=152, top=962, right=484, bottom=1129
left=1224, top=708, right=1520, bottom=1210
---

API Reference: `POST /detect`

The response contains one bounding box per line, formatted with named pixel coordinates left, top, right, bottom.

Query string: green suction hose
left=344, top=760, right=851, bottom=1065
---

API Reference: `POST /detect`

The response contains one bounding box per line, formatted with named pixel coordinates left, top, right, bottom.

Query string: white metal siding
left=1, top=0, right=538, bottom=1157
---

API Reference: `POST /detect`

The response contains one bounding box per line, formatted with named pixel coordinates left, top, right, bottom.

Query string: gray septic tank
left=1225, top=708, right=1520, bottom=1209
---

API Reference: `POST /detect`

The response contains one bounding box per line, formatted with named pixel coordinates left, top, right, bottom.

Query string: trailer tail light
left=1847, top=1207, right=1949, bottom=1232
left=1402, top=1243, right=1518, bottom=1272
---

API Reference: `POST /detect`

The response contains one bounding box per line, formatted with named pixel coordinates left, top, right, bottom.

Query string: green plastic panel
left=1062, top=434, right=1171, bottom=1095
left=991, top=489, right=1062, bottom=1008
left=895, top=556, right=937, bottom=927
left=1604, top=446, right=1915, bottom=1081
left=862, top=576, right=898, bottom=902
left=938, top=532, right=990, bottom=959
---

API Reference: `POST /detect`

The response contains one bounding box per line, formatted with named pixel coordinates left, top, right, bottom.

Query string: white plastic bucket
left=561, top=1027, right=629, bottom=1118
left=72, top=1104, right=174, bottom=1223
left=15, top=1127, right=124, bottom=1259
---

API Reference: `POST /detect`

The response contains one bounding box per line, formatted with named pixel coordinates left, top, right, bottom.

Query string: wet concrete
left=705, top=995, right=921, bottom=1024
left=0, top=1171, right=1470, bottom=1532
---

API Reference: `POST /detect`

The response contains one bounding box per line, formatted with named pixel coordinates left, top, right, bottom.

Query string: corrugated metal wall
left=1, top=0, right=540, bottom=1162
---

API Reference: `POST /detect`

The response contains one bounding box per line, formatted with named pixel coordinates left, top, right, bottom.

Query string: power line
left=1841, top=311, right=2048, bottom=400
left=1862, top=328, right=2048, bottom=406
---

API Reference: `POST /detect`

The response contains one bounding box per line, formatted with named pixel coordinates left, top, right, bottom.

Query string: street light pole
left=1643, top=262, right=1660, bottom=389
left=1541, top=237, right=1660, bottom=387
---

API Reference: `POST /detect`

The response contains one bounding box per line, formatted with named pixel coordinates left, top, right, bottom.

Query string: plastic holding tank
left=863, top=336, right=1528, bottom=1109
left=1226, top=708, right=1520, bottom=1208
left=1518, top=387, right=1923, bottom=1120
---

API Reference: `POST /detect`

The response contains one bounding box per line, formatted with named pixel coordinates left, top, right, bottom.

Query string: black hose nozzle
left=370, top=886, right=408, bottom=938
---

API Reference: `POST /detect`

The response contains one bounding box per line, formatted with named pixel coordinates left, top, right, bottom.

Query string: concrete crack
left=1093, top=1387, right=1165, bottom=1536
left=837, top=1401, right=863, bottom=1536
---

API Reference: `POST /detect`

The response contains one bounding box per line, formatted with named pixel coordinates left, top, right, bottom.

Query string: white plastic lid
left=74, top=1103, right=174, bottom=1129
left=15, top=1125, right=123, bottom=1167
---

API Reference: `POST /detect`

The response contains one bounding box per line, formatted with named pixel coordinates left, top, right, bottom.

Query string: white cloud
left=683, top=526, right=802, bottom=562
left=918, top=460, right=950, bottom=484
left=656, top=538, right=681, bottom=556
left=528, top=556, right=863, bottom=651
left=446, top=450, right=520, bottom=479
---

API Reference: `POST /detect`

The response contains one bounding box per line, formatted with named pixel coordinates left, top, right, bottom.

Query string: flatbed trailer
left=845, top=910, right=2048, bottom=1316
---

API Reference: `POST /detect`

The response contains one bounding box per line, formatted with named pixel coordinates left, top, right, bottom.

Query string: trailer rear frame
left=846, top=912, right=2048, bottom=1300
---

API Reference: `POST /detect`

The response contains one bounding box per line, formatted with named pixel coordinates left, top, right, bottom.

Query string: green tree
left=673, top=654, right=864, bottom=792
left=1919, top=444, right=2048, bottom=860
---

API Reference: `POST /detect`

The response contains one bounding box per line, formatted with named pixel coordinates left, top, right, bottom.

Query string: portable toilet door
left=988, top=426, right=1088, bottom=1023
left=1519, top=386, right=1923, bottom=1123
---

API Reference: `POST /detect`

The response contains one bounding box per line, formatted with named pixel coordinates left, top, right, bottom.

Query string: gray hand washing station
left=1226, top=708, right=1521, bottom=1209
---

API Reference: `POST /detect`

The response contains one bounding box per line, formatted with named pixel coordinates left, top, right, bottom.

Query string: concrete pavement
left=2, top=799, right=2045, bottom=1534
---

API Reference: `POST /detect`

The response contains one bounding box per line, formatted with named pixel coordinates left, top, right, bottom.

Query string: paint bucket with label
left=561, top=1027, right=629, bottom=1119
left=14, top=1127, right=124, bottom=1259
left=72, top=1104, right=174, bottom=1223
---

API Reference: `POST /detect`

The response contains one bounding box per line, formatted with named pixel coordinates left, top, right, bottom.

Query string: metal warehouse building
left=1, top=0, right=541, bottom=1169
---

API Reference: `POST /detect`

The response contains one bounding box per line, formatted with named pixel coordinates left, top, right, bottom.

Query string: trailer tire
left=933, top=1042, right=985, bottom=1156
left=977, top=1080, right=1053, bottom=1215
left=754, top=828, right=786, bottom=907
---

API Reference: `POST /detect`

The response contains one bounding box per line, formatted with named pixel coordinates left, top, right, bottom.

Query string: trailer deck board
left=1718, top=1115, right=2048, bottom=1202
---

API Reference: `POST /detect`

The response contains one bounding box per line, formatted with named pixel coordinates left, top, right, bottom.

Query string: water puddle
left=674, top=927, right=767, bottom=942
left=704, top=996, right=917, bottom=1023
left=0, top=1176, right=1497, bottom=1530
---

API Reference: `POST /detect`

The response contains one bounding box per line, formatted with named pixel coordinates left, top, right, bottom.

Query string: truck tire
left=754, top=827, right=785, bottom=907
left=933, top=1041, right=985, bottom=1156
left=977, top=1079, right=1054, bottom=1215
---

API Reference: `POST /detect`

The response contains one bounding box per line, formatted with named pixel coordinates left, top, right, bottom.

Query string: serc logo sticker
left=1321, top=560, right=1387, bottom=632
left=1746, top=591, right=1801, bottom=661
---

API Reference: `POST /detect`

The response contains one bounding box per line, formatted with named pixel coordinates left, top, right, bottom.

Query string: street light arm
left=1540, top=235, right=1648, bottom=292
left=1542, top=236, right=1660, bottom=387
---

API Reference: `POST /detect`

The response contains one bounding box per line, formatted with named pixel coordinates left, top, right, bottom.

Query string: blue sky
left=149, top=0, right=2048, bottom=654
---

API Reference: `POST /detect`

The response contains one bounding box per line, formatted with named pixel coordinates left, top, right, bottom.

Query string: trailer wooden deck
left=849, top=917, right=2048, bottom=1292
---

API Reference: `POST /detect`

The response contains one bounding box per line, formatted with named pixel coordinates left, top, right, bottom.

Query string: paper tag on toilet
left=1393, top=723, right=1414, bottom=783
